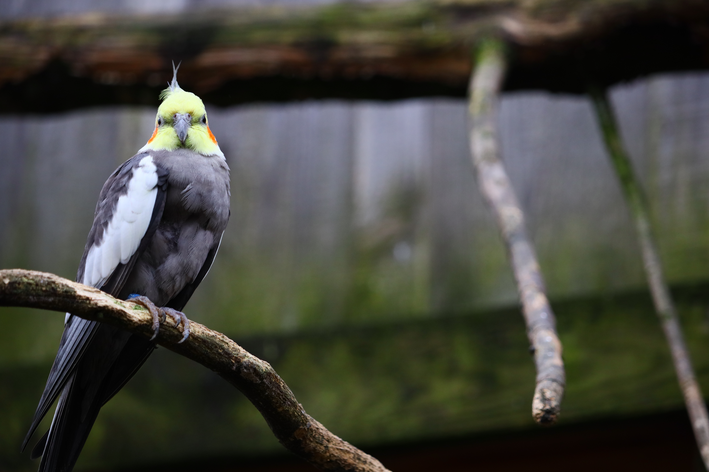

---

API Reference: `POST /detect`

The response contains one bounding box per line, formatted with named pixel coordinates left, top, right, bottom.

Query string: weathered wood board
left=3, top=72, right=709, bottom=340
left=2, top=284, right=709, bottom=470
left=1, top=0, right=708, bottom=111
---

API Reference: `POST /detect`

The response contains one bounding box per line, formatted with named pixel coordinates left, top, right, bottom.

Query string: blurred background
left=2, top=0, right=709, bottom=471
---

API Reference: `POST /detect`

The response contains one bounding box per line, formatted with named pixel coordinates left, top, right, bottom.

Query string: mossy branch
left=1, top=0, right=709, bottom=111
left=0, top=269, right=390, bottom=472
left=468, top=38, right=564, bottom=425
left=589, top=87, right=709, bottom=469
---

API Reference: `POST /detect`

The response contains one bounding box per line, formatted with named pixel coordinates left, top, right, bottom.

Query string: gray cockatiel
left=23, top=69, right=230, bottom=472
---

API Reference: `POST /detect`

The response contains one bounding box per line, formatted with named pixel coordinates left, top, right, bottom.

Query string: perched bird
left=23, top=65, right=231, bottom=472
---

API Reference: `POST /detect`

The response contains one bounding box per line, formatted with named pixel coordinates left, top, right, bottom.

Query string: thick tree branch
left=468, top=38, right=564, bottom=425
left=1, top=0, right=709, bottom=111
left=589, top=87, right=709, bottom=469
left=0, top=269, right=390, bottom=472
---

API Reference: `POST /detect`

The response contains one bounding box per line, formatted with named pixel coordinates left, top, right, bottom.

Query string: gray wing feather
left=23, top=154, right=168, bottom=452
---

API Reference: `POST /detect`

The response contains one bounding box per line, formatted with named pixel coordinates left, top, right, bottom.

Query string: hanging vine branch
left=0, top=269, right=390, bottom=472
left=589, top=87, right=709, bottom=469
left=468, top=38, right=565, bottom=425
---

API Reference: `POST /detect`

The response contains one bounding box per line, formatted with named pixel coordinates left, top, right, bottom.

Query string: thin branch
left=468, top=38, right=565, bottom=425
left=589, top=87, right=709, bottom=469
left=0, top=269, right=390, bottom=472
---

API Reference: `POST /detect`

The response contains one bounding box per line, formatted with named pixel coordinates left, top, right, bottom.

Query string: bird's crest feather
left=159, top=61, right=182, bottom=101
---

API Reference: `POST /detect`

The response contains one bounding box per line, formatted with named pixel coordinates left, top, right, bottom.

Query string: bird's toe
left=128, top=295, right=162, bottom=340
left=160, top=307, right=191, bottom=343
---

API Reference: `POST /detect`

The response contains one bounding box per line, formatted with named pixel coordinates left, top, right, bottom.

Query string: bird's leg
left=127, top=295, right=191, bottom=343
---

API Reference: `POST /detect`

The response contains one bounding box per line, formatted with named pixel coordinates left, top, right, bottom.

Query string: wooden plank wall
left=3, top=72, right=709, bottom=341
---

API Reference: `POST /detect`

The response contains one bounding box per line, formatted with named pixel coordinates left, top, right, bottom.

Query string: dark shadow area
left=116, top=409, right=702, bottom=472
left=507, top=20, right=709, bottom=94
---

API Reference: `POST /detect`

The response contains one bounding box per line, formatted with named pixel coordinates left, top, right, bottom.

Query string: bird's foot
left=127, top=295, right=191, bottom=343
left=127, top=295, right=162, bottom=337
left=161, top=307, right=191, bottom=343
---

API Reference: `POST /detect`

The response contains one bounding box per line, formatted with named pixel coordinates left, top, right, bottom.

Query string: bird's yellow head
left=140, top=65, right=224, bottom=158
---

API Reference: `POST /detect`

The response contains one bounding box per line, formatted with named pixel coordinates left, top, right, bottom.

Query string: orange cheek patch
left=207, top=127, right=218, bottom=144
left=147, top=125, right=159, bottom=144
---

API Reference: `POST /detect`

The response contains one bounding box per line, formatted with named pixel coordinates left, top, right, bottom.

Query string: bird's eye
left=201, top=115, right=207, bottom=125
left=157, top=117, right=163, bottom=126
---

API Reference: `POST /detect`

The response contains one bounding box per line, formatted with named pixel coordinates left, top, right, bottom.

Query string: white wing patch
left=82, top=156, right=159, bottom=288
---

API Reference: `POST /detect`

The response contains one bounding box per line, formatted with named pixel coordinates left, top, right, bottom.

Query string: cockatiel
left=23, top=65, right=231, bottom=472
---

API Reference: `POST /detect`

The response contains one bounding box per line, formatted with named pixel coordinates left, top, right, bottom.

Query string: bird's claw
left=161, top=307, right=191, bottom=343
left=128, top=295, right=161, bottom=340
left=128, top=295, right=191, bottom=343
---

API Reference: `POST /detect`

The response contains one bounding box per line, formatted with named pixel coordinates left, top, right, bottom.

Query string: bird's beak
left=173, top=113, right=191, bottom=144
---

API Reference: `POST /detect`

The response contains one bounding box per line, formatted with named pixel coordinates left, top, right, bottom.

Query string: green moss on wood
left=4, top=283, right=709, bottom=470
left=1, top=0, right=708, bottom=109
